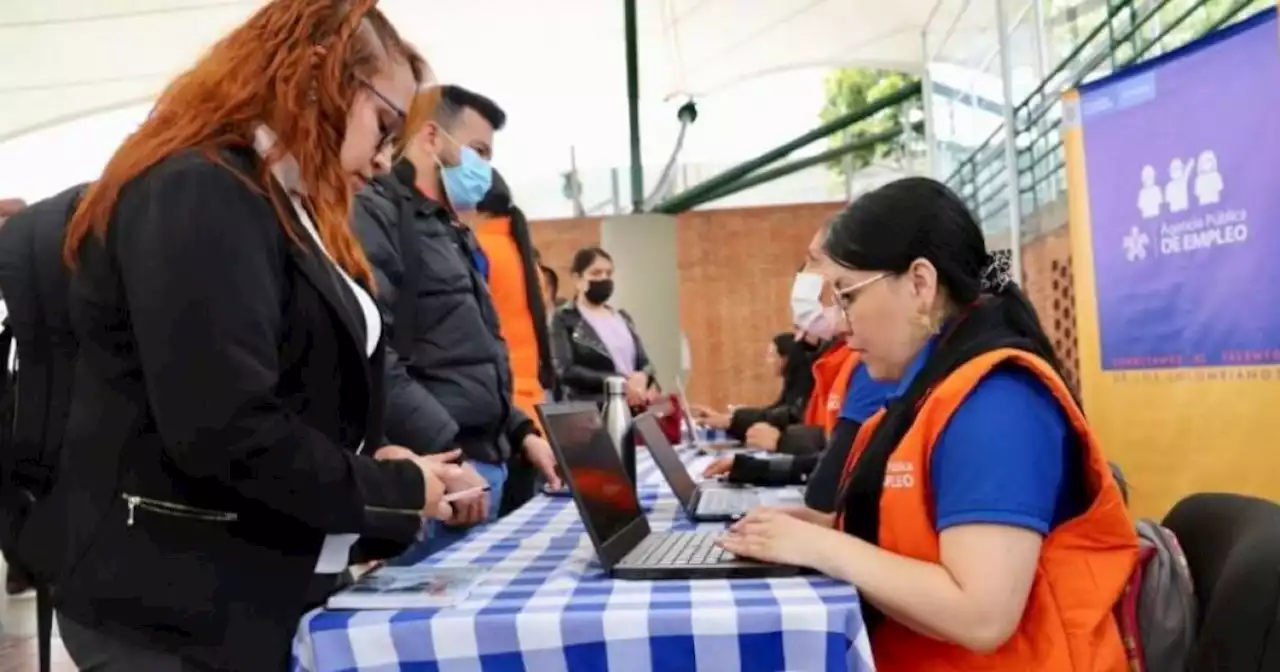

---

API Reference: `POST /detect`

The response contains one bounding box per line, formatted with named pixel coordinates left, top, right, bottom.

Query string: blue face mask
left=439, top=144, right=493, bottom=211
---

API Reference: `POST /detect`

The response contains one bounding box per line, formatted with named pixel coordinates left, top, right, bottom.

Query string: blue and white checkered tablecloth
left=292, top=444, right=876, bottom=672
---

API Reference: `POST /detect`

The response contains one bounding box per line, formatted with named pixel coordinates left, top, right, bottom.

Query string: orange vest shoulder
left=803, top=343, right=859, bottom=432
left=822, top=348, right=862, bottom=433
left=845, top=349, right=1138, bottom=671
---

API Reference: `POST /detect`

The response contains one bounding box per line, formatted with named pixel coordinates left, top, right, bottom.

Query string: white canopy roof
left=0, top=0, right=1001, bottom=143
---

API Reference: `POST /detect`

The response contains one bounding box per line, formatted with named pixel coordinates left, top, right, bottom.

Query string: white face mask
left=789, top=272, right=828, bottom=335
left=805, top=305, right=841, bottom=341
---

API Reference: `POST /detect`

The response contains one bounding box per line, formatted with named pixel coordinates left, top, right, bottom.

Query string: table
left=292, top=446, right=876, bottom=672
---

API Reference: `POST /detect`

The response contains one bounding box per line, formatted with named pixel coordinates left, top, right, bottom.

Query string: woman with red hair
left=51, top=2, right=454, bottom=670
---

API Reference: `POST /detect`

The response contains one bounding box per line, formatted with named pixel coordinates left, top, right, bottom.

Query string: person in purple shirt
left=550, top=247, right=659, bottom=407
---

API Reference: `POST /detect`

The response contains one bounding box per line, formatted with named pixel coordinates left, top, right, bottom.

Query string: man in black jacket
left=352, top=85, right=560, bottom=560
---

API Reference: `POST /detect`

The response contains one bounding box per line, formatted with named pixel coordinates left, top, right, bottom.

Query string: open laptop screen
left=633, top=413, right=698, bottom=507
left=539, top=403, right=644, bottom=548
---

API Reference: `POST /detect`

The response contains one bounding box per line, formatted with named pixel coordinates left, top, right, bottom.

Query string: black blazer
left=50, top=148, right=427, bottom=672
left=550, top=302, right=657, bottom=404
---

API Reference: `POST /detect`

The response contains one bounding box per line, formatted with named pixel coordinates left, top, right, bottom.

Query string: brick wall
left=530, top=203, right=841, bottom=409
left=528, top=217, right=601, bottom=296
left=1022, top=228, right=1081, bottom=393
left=531, top=202, right=1080, bottom=410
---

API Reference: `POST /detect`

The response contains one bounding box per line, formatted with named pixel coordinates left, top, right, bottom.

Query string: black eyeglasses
left=359, top=79, right=408, bottom=151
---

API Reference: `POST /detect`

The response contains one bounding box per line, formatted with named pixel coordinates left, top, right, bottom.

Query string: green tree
left=1049, top=0, right=1272, bottom=64
left=819, top=68, right=918, bottom=178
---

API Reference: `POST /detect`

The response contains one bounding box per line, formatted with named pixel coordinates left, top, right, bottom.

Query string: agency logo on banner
left=1130, top=151, right=1240, bottom=256
left=1079, top=16, right=1280, bottom=371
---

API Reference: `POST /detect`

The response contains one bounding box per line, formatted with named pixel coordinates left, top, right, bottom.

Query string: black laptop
left=674, top=376, right=746, bottom=453
left=536, top=401, right=808, bottom=580
left=633, top=413, right=804, bottom=522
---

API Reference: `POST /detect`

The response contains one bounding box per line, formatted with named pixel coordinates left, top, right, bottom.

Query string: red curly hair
left=63, top=0, right=425, bottom=286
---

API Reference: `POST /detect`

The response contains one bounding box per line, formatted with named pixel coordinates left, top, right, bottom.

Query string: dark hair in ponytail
left=822, top=177, right=1069, bottom=390
left=476, top=168, right=512, bottom=216
left=772, top=332, right=796, bottom=358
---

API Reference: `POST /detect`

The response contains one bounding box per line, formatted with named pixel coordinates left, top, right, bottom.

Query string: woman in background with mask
left=702, top=229, right=897, bottom=514
left=551, top=247, right=659, bottom=407
left=702, top=234, right=892, bottom=456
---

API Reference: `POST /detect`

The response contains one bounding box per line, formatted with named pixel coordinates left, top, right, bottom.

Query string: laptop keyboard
left=628, top=531, right=735, bottom=566
left=698, top=489, right=754, bottom=515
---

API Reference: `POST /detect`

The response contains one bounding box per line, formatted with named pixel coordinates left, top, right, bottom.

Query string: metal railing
left=946, top=0, right=1268, bottom=238
left=653, top=81, right=922, bottom=214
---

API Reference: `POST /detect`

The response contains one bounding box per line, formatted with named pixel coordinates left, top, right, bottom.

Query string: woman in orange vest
left=703, top=233, right=897, bottom=507
left=718, top=177, right=1138, bottom=670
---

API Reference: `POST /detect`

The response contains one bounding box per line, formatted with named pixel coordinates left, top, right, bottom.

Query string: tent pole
left=995, top=0, right=1024, bottom=283
left=921, top=29, right=938, bottom=178
left=624, top=0, right=644, bottom=212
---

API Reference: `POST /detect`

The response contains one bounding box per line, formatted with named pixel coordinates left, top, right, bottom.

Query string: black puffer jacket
left=352, top=161, right=535, bottom=464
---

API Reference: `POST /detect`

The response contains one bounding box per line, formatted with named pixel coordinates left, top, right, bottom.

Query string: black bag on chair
left=0, top=183, right=88, bottom=672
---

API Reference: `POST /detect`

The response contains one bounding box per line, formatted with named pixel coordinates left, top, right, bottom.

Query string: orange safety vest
left=474, top=215, right=545, bottom=431
left=837, top=348, right=1138, bottom=671
left=802, top=343, right=861, bottom=433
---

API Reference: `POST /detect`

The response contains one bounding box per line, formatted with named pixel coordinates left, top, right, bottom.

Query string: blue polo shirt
left=839, top=361, right=898, bottom=423
left=892, top=339, right=1083, bottom=535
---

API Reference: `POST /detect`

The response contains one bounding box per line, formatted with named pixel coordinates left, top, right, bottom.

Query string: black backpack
left=0, top=183, right=88, bottom=672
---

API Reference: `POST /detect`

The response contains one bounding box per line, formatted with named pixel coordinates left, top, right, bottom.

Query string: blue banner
left=1079, top=10, right=1280, bottom=371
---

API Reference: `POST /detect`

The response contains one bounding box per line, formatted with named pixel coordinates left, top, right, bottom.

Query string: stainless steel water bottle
left=602, top=376, right=636, bottom=484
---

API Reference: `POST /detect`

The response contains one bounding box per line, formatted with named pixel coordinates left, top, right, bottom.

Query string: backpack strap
left=5, top=207, right=49, bottom=494
left=22, top=203, right=76, bottom=495
left=36, top=585, right=52, bottom=672
left=0, top=320, right=13, bottom=389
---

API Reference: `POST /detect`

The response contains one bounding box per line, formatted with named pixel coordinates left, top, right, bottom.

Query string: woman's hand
left=522, top=434, right=564, bottom=490
left=771, top=504, right=836, bottom=527
left=419, top=451, right=466, bottom=520
left=625, top=386, right=648, bottom=407
left=701, top=455, right=735, bottom=478
left=690, top=404, right=716, bottom=418
left=690, top=404, right=732, bottom=430
left=375, top=446, right=463, bottom=520
left=349, top=559, right=383, bottom=580
left=706, top=412, right=732, bottom=430
left=625, top=372, right=649, bottom=406
left=744, top=422, right=781, bottom=451
left=717, top=506, right=842, bottom=568
left=441, top=461, right=490, bottom=526
left=626, top=371, right=648, bottom=392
